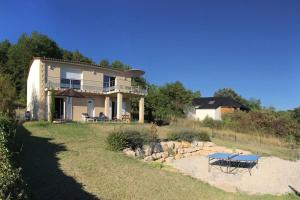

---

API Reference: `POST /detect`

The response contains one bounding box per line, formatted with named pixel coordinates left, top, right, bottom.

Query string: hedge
left=0, top=114, right=27, bottom=199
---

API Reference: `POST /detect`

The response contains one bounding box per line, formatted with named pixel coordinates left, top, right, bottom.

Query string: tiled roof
left=192, top=97, right=250, bottom=110
left=33, top=57, right=126, bottom=72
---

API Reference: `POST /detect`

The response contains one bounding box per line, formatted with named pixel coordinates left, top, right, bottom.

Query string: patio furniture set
left=81, top=112, right=131, bottom=123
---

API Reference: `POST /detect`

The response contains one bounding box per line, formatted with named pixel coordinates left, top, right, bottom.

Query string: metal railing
left=46, top=77, right=147, bottom=95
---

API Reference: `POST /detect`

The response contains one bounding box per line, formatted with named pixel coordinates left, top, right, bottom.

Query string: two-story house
left=27, top=57, right=147, bottom=122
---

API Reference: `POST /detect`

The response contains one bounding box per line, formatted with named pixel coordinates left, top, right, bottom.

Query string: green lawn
left=16, top=122, right=299, bottom=200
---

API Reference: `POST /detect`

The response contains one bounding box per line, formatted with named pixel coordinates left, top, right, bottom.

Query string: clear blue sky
left=1, top=0, right=299, bottom=110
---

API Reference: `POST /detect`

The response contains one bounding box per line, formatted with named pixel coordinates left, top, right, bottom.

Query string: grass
left=16, top=122, right=299, bottom=200
left=165, top=120, right=300, bottom=160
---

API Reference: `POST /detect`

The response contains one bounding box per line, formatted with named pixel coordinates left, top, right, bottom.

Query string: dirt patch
left=170, top=156, right=300, bottom=195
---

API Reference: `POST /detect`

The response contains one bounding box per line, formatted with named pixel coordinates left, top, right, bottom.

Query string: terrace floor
left=171, top=155, right=300, bottom=195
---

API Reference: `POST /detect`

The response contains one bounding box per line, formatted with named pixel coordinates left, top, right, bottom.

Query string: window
left=60, top=78, right=81, bottom=89
left=103, top=75, right=115, bottom=90
left=60, top=68, right=82, bottom=89
left=208, top=100, right=215, bottom=104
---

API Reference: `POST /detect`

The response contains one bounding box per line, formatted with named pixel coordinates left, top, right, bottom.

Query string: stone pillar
left=47, top=90, right=52, bottom=122
left=117, top=93, right=123, bottom=120
left=104, top=96, right=110, bottom=118
left=139, top=96, right=144, bottom=123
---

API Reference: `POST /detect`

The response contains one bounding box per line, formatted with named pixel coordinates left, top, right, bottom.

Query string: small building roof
left=192, top=97, right=250, bottom=110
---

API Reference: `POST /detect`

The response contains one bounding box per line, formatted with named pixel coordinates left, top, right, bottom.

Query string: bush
left=222, top=111, right=300, bottom=144
left=0, top=114, right=27, bottom=199
left=106, top=129, right=158, bottom=151
left=167, top=128, right=210, bottom=142
left=202, top=117, right=222, bottom=129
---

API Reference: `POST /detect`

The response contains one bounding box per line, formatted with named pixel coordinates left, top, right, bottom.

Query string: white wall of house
left=27, top=59, right=41, bottom=119
left=192, top=107, right=222, bottom=121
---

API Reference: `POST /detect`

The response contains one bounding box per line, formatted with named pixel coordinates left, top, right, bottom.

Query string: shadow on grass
left=16, top=124, right=100, bottom=200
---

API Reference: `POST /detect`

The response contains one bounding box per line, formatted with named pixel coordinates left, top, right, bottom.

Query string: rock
left=123, top=148, right=136, bottom=157
left=191, top=141, right=204, bottom=148
left=160, top=142, right=169, bottom=152
left=197, top=141, right=204, bottom=148
left=152, top=143, right=163, bottom=153
left=194, top=146, right=202, bottom=151
left=173, top=141, right=182, bottom=150
left=144, top=156, right=154, bottom=162
left=152, top=152, right=163, bottom=160
left=191, top=140, right=198, bottom=148
left=181, top=141, right=191, bottom=148
left=177, top=148, right=185, bottom=154
left=165, top=156, right=174, bottom=163
left=184, top=147, right=194, bottom=153
left=135, top=148, right=144, bottom=158
left=204, top=142, right=215, bottom=147
left=162, top=152, right=169, bottom=159
left=175, top=154, right=182, bottom=160
left=143, top=145, right=153, bottom=156
left=155, top=152, right=163, bottom=159
left=166, top=141, right=175, bottom=149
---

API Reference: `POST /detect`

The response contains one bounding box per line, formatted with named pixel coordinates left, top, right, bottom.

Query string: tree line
left=0, top=32, right=300, bottom=125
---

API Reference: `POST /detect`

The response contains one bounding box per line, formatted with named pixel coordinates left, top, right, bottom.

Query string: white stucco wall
left=191, top=107, right=222, bottom=121
left=27, top=59, right=41, bottom=119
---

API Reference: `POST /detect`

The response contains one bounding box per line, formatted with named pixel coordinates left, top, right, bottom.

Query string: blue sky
left=1, top=0, right=299, bottom=110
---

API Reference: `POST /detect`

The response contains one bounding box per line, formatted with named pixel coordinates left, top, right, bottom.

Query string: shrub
left=106, top=129, right=158, bottom=151
left=106, top=131, right=128, bottom=151
left=222, top=111, right=300, bottom=144
left=0, top=114, right=27, bottom=199
left=167, top=128, right=210, bottom=142
left=202, top=117, right=222, bottom=129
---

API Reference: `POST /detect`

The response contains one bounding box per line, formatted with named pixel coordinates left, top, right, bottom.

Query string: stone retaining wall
left=123, top=141, right=251, bottom=163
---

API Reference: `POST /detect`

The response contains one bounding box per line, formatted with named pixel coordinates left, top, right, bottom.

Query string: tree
left=0, top=75, right=16, bottom=116
left=0, top=40, right=11, bottom=73
left=70, top=50, right=93, bottom=63
left=111, top=60, right=130, bottom=70
left=214, top=88, right=261, bottom=110
left=145, top=81, right=200, bottom=120
left=0, top=32, right=95, bottom=105
left=246, top=98, right=262, bottom=110
left=3, top=32, right=63, bottom=104
left=99, top=59, right=110, bottom=68
left=292, top=106, right=300, bottom=124
left=214, top=88, right=245, bottom=103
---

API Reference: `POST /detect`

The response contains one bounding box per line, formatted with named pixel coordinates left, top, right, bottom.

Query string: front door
left=87, top=99, right=94, bottom=117
left=111, top=101, right=116, bottom=119
left=54, top=98, right=64, bottom=119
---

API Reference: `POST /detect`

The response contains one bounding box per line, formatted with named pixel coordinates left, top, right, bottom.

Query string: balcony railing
left=46, top=77, right=147, bottom=95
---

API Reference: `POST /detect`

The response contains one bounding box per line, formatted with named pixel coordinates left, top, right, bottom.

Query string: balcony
left=46, top=77, right=147, bottom=95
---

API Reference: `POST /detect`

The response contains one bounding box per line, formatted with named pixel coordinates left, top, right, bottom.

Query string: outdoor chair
left=81, top=113, right=95, bottom=122
left=94, top=112, right=109, bottom=122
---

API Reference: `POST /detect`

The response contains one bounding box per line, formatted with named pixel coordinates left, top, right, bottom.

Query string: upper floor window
left=61, top=78, right=81, bottom=89
left=61, top=68, right=82, bottom=89
left=103, top=75, right=115, bottom=88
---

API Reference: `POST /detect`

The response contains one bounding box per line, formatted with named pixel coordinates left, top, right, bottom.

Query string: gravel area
left=170, top=156, right=300, bottom=195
